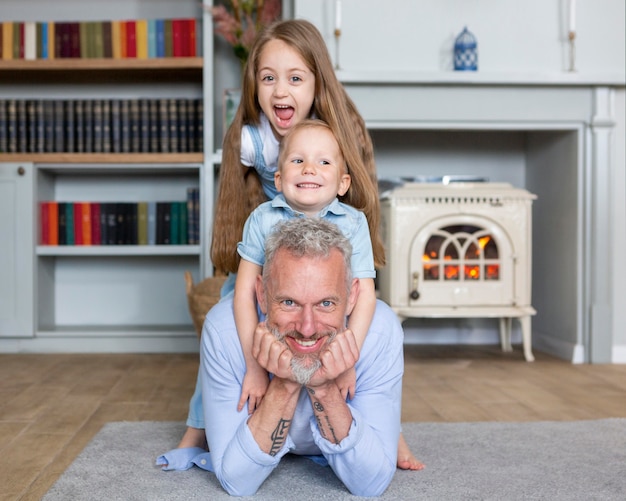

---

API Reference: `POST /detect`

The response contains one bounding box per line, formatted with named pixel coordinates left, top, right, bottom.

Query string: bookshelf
left=0, top=0, right=217, bottom=350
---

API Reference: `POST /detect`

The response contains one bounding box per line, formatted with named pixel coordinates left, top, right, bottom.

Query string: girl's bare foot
left=397, top=432, right=425, bottom=470
left=177, top=426, right=207, bottom=450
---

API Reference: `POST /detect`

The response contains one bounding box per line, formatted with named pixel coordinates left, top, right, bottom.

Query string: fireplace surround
left=339, top=74, right=623, bottom=362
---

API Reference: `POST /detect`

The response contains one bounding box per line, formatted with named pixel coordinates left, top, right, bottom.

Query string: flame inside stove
left=422, top=226, right=500, bottom=281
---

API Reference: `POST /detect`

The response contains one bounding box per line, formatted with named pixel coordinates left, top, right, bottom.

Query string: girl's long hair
left=211, top=19, right=385, bottom=273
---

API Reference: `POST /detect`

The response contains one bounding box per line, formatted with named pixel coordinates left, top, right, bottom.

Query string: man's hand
left=252, top=322, right=294, bottom=381
left=307, top=328, right=360, bottom=388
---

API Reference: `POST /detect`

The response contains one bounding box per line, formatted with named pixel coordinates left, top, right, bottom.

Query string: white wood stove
left=378, top=181, right=537, bottom=361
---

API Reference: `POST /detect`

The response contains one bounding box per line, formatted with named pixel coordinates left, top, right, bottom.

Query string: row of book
left=0, top=18, right=200, bottom=60
left=0, top=98, right=203, bottom=154
left=40, top=189, right=200, bottom=246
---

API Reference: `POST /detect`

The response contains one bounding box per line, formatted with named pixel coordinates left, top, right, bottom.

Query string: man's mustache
left=269, top=326, right=338, bottom=346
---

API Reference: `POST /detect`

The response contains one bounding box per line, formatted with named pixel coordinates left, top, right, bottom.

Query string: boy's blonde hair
left=277, top=118, right=347, bottom=175
left=211, top=19, right=385, bottom=273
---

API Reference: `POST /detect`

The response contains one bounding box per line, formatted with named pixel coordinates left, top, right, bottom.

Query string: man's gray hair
left=263, top=218, right=353, bottom=289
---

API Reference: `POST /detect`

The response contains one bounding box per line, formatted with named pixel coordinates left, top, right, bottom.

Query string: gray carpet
left=44, top=419, right=626, bottom=500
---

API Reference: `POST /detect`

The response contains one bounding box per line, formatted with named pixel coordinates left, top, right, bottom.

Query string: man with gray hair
left=199, top=218, right=404, bottom=496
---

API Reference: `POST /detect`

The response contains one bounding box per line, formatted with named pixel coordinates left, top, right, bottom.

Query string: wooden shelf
left=0, top=57, right=203, bottom=71
left=0, top=57, right=203, bottom=83
left=37, top=245, right=201, bottom=256
left=1, top=153, right=204, bottom=164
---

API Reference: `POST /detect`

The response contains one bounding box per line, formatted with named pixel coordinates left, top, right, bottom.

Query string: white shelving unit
left=0, top=0, right=217, bottom=352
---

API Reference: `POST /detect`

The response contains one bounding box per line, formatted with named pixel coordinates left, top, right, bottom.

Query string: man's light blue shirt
left=200, top=297, right=403, bottom=497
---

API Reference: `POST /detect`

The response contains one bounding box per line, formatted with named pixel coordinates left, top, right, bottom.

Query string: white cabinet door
left=0, top=163, right=34, bottom=337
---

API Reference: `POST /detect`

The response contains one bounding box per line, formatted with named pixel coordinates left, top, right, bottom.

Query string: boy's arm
left=339, top=277, right=376, bottom=399
left=234, top=258, right=269, bottom=413
left=346, top=277, right=376, bottom=351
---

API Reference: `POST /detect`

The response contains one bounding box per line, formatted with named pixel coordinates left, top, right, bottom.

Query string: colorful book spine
left=24, top=21, right=36, bottom=60
left=170, top=201, right=180, bottom=245
left=125, top=20, right=136, bottom=58
left=147, top=19, right=157, bottom=58
left=155, top=19, right=165, bottom=58
left=137, top=201, right=148, bottom=245
left=136, top=19, right=148, bottom=59
left=91, top=203, right=102, bottom=245
left=102, top=99, right=111, bottom=153
left=6, top=100, right=17, bottom=153
left=65, top=202, right=75, bottom=246
left=17, top=100, right=27, bottom=153
left=179, top=200, right=188, bottom=245
left=47, top=21, right=55, bottom=59
left=111, top=99, right=121, bottom=153
left=48, top=201, right=59, bottom=245
left=40, top=202, right=49, bottom=245
left=102, top=21, right=112, bottom=58
left=81, top=202, right=92, bottom=245
left=99, top=203, right=109, bottom=245
left=58, top=202, right=67, bottom=245
left=2, top=22, right=13, bottom=60
left=0, top=100, right=7, bottom=153
left=38, top=22, right=47, bottom=59
left=65, top=100, right=75, bottom=153
left=187, top=19, right=196, bottom=57
left=147, top=201, right=157, bottom=245
left=53, top=100, right=64, bottom=152
left=111, top=20, right=121, bottom=59
left=27, top=100, right=36, bottom=153
left=73, top=203, right=83, bottom=245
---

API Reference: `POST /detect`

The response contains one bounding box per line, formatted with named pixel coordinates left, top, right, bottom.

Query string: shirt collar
left=271, top=194, right=347, bottom=217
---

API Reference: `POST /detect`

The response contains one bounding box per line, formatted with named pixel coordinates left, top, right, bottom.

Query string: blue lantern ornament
left=454, top=26, right=478, bottom=71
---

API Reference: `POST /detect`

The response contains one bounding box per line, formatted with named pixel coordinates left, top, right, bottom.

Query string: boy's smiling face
left=274, top=125, right=351, bottom=217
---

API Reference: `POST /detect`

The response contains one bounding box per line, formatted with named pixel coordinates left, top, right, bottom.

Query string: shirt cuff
left=156, top=446, right=210, bottom=471
left=239, top=420, right=294, bottom=465
left=309, top=407, right=362, bottom=455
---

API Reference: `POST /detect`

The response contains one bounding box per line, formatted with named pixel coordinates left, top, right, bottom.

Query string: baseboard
left=612, top=345, right=626, bottom=363
left=0, top=335, right=200, bottom=354
left=532, top=332, right=584, bottom=363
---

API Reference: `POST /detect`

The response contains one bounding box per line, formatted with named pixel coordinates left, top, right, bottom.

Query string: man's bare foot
left=177, top=426, right=207, bottom=450
left=397, top=432, right=425, bottom=470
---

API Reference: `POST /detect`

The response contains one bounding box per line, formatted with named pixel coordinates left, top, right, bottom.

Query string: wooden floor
left=2, top=345, right=626, bottom=501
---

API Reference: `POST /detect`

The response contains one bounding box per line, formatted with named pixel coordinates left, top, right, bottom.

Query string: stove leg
left=519, top=315, right=535, bottom=362
left=499, top=317, right=513, bottom=352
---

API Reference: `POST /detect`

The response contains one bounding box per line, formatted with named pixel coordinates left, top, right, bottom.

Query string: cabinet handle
left=17, top=166, right=25, bottom=176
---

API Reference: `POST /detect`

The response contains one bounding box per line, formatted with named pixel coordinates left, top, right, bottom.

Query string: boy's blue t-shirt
left=237, top=194, right=376, bottom=280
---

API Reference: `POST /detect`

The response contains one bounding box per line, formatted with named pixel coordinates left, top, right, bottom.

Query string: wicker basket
left=185, top=270, right=227, bottom=338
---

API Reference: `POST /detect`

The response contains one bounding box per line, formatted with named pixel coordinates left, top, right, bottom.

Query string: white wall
left=295, top=0, right=625, bottom=75
left=0, top=0, right=200, bottom=21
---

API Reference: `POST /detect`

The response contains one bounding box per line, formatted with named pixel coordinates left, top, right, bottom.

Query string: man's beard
left=269, top=326, right=336, bottom=385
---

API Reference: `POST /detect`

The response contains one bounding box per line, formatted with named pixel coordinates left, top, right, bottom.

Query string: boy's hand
left=238, top=363, right=270, bottom=414
left=336, top=366, right=357, bottom=401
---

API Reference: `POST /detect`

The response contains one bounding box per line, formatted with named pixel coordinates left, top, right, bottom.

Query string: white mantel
left=336, top=71, right=626, bottom=87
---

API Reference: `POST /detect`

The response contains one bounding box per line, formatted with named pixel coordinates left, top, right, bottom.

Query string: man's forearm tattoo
left=307, top=387, right=339, bottom=444
left=269, top=418, right=291, bottom=456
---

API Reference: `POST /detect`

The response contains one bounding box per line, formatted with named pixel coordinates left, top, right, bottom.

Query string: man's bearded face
left=270, top=326, right=337, bottom=385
